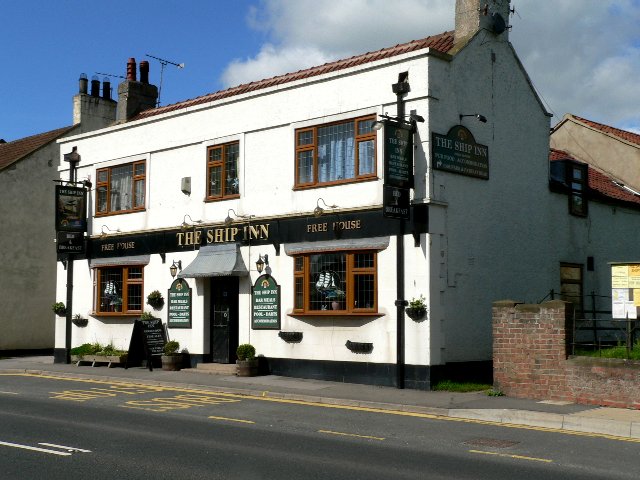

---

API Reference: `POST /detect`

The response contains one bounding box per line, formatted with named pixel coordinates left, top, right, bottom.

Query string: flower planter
left=72, top=317, right=88, bottom=327
left=74, top=354, right=127, bottom=368
left=161, top=355, right=182, bottom=371
left=236, top=359, right=258, bottom=377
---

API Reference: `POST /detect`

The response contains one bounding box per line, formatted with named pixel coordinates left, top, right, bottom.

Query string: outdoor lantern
left=170, top=260, right=182, bottom=278
left=256, top=255, right=266, bottom=274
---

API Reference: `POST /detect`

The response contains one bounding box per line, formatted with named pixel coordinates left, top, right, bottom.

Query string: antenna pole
left=145, top=54, right=184, bottom=107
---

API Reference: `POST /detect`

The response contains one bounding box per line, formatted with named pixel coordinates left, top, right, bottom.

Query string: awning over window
left=89, top=255, right=151, bottom=268
left=178, top=243, right=249, bottom=278
left=284, top=236, right=390, bottom=255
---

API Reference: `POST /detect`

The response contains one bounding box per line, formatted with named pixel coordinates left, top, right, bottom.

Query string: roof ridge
left=572, top=114, right=640, bottom=146
left=133, top=30, right=454, bottom=121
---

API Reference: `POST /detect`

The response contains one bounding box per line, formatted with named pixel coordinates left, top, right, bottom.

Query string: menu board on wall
left=168, top=278, right=192, bottom=328
left=252, top=275, right=281, bottom=330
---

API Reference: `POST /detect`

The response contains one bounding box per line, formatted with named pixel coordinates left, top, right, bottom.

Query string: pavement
left=2, top=355, right=640, bottom=440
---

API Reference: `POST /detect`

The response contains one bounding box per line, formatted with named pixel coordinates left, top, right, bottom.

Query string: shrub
left=164, top=340, right=180, bottom=356
left=236, top=344, right=256, bottom=361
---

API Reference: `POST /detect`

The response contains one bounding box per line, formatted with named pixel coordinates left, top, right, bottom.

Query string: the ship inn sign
left=432, top=125, right=489, bottom=180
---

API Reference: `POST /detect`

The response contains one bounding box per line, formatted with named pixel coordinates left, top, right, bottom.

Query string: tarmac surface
left=1, top=355, right=639, bottom=440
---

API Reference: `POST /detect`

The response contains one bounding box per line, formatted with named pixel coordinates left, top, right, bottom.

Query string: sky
left=2, top=0, right=640, bottom=142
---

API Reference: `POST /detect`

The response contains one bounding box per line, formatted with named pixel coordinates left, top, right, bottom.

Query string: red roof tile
left=0, top=126, right=75, bottom=171
left=572, top=115, right=640, bottom=147
left=550, top=148, right=640, bottom=206
left=134, top=31, right=455, bottom=121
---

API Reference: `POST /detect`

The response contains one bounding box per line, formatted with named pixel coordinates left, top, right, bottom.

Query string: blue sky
left=2, top=0, right=640, bottom=142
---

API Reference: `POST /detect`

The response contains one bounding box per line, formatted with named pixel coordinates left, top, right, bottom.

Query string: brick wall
left=493, top=300, right=640, bottom=409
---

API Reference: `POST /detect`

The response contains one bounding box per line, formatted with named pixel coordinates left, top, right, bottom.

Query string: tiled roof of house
left=134, top=31, right=455, bottom=121
left=0, top=126, right=75, bottom=172
left=550, top=148, right=640, bottom=206
left=571, top=114, right=640, bottom=147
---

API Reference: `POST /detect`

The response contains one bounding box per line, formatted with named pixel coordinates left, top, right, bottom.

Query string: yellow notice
left=612, top=265, right=629, bottom=277
left=630, top=265, right=640, bottom=277
left=634, top=290, right=640, bottom=307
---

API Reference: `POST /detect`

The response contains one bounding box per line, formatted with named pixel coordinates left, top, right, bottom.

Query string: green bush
left=164, top=340, right=180, bottom=356
left=236, top=344, right=256, bottom=361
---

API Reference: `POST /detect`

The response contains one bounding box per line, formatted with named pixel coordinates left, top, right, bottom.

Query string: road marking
left=122, top=394, right=241, bottom=412
left=39, top=443, right=92, bottom=453
left=9, top=373, right=640, bottom=444
left=208, top=416, right=255, bottom=424
left=469, top=449, right=553, bottom=463
left=319, top=430, right=385, bottom=441
left=0, top=440, right=72, bottom=456
left=0, top=391, right=19, bottom=395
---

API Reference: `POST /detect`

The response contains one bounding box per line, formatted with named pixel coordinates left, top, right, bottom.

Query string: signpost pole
left=62, top=148, right=81, bottom=364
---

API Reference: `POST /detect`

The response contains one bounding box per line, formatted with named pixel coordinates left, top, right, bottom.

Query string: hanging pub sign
left=252, top=274, right=281, bottom=330
left=56, top=231, right=85, bottom=254
left=383, top=120, right=414, bottom=189
left=432, top=125, right=489, bottom=179
left=125, top=318, right=168, bottom=371
left=383, top=185, right=410, bottom=220
left=55, top=185, right=87, bottom=232
left=168, top=278, right=192, bottom=328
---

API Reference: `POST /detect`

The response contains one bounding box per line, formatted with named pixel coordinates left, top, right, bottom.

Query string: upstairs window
left=568, top=163, right=588, bottom=216
left=293, top=250, right=377, bottom=314
left=295, top=115, right=376, bottom=188
left=207, top=141, right=240, bottom=200
left=96, top=161, right=146, bottom=215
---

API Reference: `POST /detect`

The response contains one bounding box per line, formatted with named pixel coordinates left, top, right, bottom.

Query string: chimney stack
left=116, top=57, right=159, bottom=122
left=455, top=0, right=510, bottom=44
left=73, top=72, right=116, bottom=131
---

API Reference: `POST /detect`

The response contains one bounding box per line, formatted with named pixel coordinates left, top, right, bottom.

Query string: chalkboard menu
left=125, top=318, right=168, bottom=371
left=252, top=275, right=281, bottom=330
left=168, top=278, right=192, bottom=328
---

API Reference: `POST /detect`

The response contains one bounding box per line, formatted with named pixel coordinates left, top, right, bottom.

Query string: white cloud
left=223, top=0, right=640, bottom=131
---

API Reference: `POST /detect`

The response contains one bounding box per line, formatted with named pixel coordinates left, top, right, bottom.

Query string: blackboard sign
left=252, top=275, right=281, bottom=330
left=168, top=278, right=192, bottom=328
left=125, top=318, right=167, bottom=371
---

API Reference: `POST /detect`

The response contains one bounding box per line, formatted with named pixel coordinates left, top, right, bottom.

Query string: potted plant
left=52, top=302, right=66, bottom=317
left=72, top=313, right=88, bottom=327
left=236, top=343, right=258, bottom=377
left=326, top=289, right=345, bottom=310
left=406, top=295, right=427, bottom=321
left=161, top=340, right=182, bottom=371
left=111, top=297, right=122, bottom=312
left=146, top=290, right=165, bottom=310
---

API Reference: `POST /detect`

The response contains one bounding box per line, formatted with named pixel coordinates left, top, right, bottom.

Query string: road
left=0, top=373, right=639, bottom=479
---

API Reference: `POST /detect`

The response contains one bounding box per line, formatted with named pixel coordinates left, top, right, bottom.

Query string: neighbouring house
left=52, top=0, right=640, bottom=389
left=0, top=75, right=116, bottom=355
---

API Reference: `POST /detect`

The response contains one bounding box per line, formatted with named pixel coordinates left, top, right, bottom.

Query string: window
left=207, top=141, right=240, bottom=200
left=95, top=265, right=144, bottom=315
left=295, top=115, right=376, bottom=187
left=568, top=163, right=588, bottom=216
left=293, top=250, right=377, bottom=314
left=96, top=161, right=146, bottom=215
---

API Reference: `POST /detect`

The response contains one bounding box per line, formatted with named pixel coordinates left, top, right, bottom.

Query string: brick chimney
left=116, top=58, right=159, bottom=122
left=72, top=73, right=117, bottom=132
left=455, top=0, right=511, bottom=45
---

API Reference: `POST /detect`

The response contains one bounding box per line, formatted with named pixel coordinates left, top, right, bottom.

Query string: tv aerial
left=146, top=54, right=185, bottom=106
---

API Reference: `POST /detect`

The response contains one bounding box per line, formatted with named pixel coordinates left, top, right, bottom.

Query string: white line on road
left=39, top=442, right=92, bottom=453
left=0, top=391, right=19, bottom=395
left=0, top=440, right=72, bottom=456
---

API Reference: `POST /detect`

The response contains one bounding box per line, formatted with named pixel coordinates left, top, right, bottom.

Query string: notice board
left=125, top=318, right=168, bottom=371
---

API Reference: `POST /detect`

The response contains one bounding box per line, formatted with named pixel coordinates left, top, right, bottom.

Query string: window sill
left=93, top=312, right=140, bottom=318
left=204, top=194, right=240, bottom=203
left=95, top=208, right=146, bottom=217
left=288, top=312, right=383, bottom=318
left=293, top=175, right=379, bottom=191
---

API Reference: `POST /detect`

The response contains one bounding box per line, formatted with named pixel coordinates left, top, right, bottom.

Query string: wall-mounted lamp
left=372, top=112, right=424, bottom=131
left=181, top=214, right=202, bottom=230
left=224, top=208, right=253, bottom=226
left=314, top=198, right=338, bottom=217
left=100, top=225, right=120, bottom=238
left=169, top=260, right=182, bottom=278
left=459, top=113, right=487, bottom=123
left=256, top=254, right=271, bottom=275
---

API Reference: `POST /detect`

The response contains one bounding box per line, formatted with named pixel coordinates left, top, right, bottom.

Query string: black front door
left=210, top=277, right=239, bottom=363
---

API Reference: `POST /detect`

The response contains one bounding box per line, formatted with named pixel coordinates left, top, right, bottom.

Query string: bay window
left=95, top=265, right=144, bottom=315
left=293, top=250, right=377, bottom=314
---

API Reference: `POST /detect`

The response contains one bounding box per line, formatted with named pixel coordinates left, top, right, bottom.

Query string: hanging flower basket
left=52, top=302, right=66, bottom=317
left=406, top=306, right=427, bottom=321
left=146, top=290, right=165, bottom=310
